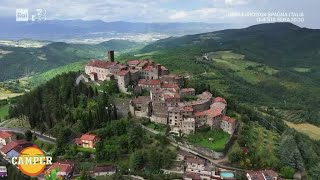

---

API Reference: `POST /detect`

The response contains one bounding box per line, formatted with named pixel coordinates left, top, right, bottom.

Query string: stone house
left=180, top=88, right=196, bottom=97
left=129, top=96, right=152, bottom=118
left=220, top=115, right=237, bottom=134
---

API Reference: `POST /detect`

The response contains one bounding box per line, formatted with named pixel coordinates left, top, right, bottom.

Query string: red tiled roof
left=47, top=161, right=74, bottom=175
left=0, top=141, right=18, bottom=154
left=163, top=93, right=180, bottom=100
left=117, top=70, right=129, bottom=76
left=194, top=109, right=221, bottom=117
left=86, top=60, right=116, bottom=69
left=161, top=83, right=179, bottom=89
left=138, top=79, right=161, bottom=86
left=185, top=157, right=205, bottom=165
left=0, top=140, right=33, bottom=154
left=127, top=60, right=142, bottom=65
left=0, top=131, right=13, bottom=139
left=143, top=65, right=154, bottom=71
left=213, top=97, right=227, bottom=104
left=221, top=115, right=236, bottom=124
left=80, top=134, right=97, bottom=141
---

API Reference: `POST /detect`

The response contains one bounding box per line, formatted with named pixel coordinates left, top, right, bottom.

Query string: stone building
left=150, top=102, right=168, bottom=124
left=220, top=115, right=237, bottom=134
left=180, top=88, right=196, bottom=97
left=129, top=96, right=152, bottom=118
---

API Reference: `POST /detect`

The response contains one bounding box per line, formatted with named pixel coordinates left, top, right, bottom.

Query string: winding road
left=0, top=125, right=56, bottom=144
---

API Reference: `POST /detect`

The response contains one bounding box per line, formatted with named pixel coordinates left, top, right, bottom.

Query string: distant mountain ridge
left=142, top=22, right=320, bottom=69
left=0, top=17, right=240, bottom=42
left=0, top=39, right=139, bottom=81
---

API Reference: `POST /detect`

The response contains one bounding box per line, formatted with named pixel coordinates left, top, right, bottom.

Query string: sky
left=0, top=0, right=319, bottom=28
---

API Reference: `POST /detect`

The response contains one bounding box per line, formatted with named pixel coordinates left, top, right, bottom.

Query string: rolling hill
left=125, top=23, right=320, bottom=126
left=0, top=39, right=139, bottom=81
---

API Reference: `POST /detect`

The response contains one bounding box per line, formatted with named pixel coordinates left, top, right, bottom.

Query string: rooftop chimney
left=108, top=50, right=115, bottom=62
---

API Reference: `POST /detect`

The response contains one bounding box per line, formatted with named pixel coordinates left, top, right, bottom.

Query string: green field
left=0, top=104, right=9, bottom=120
left=187, top=129, right=229, bottom=152
left=145, top=121, right=167, bottom=134
left=29, top=61, right=86, bottom=87
left=208, top=51, right=279, bottom=85
left=32, top=139, right=56, bottom=154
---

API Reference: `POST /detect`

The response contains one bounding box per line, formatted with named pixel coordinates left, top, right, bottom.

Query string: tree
left=278, top=134, right=304, bottom=170
left=130, top=151, right=145, bottom=171
left=280, top=166, right=295, bottom=179
left=25, top=130, right=33, bottom=141
left=228, top=144, right=244, bottom=163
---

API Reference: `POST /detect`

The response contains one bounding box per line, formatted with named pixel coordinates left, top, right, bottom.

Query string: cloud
left=225, top=0, right=251, bottom=5
left=169, top=11, right=188, bottom=20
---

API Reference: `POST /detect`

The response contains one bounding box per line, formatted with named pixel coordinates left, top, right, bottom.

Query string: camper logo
left=11, top=146, right=52, bottom=176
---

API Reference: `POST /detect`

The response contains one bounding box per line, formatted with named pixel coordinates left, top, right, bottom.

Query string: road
left=0, top=127, right=56, bottom=144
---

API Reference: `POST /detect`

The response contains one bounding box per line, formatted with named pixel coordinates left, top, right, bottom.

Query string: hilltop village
left=84, top=50, right=237, bottom=136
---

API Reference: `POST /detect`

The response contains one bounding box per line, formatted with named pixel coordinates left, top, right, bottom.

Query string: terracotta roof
left=143, top=65, right=154, bottom=71
left=80, top=134, right=97, bottom=141
left=93, top=165, right=116, bottom=173
left=161, top=83, right=180, bottom=89
left=163, top=93, right=180, bottom=100
left=127, top=60, right=142, bottom=66
left=0, top=131, right=13, bottom=139
left=47, top=161, right=74, bottom=175
left=221, top=115, right=236, bottom=124
left=0, top=140, right=30, bottom=154
left=0, top=141, right=18, bottom=154
left=185, top=157, right=205, bottom=165
left=194, top=109, right=221, bottom=117
left=213, top=97, right=227, bottom=104
left=86, top=60, right=116, bottom=69
left=138, top=79, right=161, bottom=86
left=117, top=70, right=129, bottom=76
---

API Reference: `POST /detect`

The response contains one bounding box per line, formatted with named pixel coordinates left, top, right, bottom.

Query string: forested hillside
left=0, top=39, right=139, bottom=81
left=8, top=72, right=118, bottom=136
left=126, top=23, right=320, bottom=126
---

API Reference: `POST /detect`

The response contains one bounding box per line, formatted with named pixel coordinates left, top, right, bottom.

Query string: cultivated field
left=284, top=121, right=320, bottom=140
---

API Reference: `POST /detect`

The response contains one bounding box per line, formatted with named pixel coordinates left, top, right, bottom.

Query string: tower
left=108, top=50, right=114, bottom=62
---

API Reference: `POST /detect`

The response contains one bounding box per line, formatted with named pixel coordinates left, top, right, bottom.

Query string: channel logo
left=16, top=9, right=29, bottom=22
left=11, top=146, right=52, bottom=176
